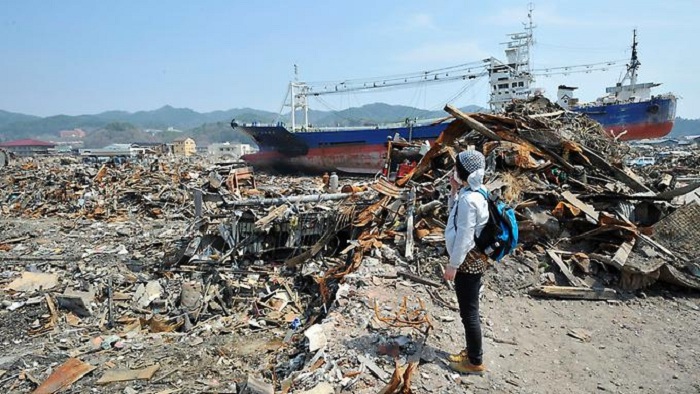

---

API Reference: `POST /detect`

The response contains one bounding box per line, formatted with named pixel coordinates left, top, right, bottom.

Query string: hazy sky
left=1, top=1, right=697, bottom=118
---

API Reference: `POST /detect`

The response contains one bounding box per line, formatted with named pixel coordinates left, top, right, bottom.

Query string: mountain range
left=0, top=103, right=484, bottom=147
left=0, top=103, right=697, bottom=148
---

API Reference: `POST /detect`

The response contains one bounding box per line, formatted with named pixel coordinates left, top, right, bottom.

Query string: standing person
left=443, top=149, right=489, bottom=374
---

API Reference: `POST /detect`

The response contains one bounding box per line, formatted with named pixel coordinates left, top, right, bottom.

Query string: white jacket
left=445, top=186, right=489, bottom=268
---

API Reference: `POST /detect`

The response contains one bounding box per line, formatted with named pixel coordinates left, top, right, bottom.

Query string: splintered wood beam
left=398, top=270, right=442, bottom=288
left=578, top=144, right=652, bottom=193
left=444, top=104, right=502, bottom=141
left=547, top=250, right=586, bottom=287
left=530, top=285, right=617, bottom=300
left=611, top=238, right=636, bottom=269
left=561, top=191, right=600, bottom=223
left=405, top=187, right=416, bottom=260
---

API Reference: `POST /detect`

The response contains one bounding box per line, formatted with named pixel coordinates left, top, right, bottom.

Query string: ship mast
left=277, top=4, right=630, bottom=127
left=622, top=29, right=640, bottom=87
left=487, top=3, right=536, bottom=111
left=288, top=64, right=310, bottom=132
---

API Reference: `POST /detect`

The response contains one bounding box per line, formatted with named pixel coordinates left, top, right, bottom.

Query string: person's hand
left=443, top=265, right=457, bottom=281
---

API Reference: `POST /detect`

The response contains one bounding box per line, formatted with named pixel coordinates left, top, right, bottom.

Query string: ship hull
left=572, top=95, right=676, bottom=140
left=237, top=122, right=448, bottom=174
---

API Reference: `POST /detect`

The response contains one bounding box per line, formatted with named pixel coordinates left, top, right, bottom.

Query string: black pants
left=454, top=271, right=483, bottom=365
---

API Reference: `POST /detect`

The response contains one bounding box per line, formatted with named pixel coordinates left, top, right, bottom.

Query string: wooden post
left=405, top=187, right=416, bottom=260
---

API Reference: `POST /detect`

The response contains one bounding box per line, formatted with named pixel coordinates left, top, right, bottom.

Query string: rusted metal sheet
left=225, top=166, right=256, bottom=191
left=397, top=121, right=467, bottom=186
left=32, top=358, right=95, bottom=394
left=371, top=178, right=404, bottom=198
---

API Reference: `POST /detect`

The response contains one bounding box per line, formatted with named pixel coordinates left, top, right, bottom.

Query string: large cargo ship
left=556, top=31, right=676, bottom=141
left=234, top=13, right=676, bottom=173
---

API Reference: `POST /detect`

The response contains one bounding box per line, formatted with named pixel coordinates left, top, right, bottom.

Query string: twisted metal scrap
left=373, top=296, right=433, bottom=332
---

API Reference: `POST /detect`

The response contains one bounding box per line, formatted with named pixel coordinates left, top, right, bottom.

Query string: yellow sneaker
left=448, top=359, right=486, bottom=375
left=446, top=348, right=468, bottom=363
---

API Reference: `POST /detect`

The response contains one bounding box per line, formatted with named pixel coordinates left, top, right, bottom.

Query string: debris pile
left=0, top=157, right=210, bottom=219
left=2, top=97, right=699, bottom=393
left=397, top=100, right=700, bottom=296
left=0, top=158, right=280, bottom=220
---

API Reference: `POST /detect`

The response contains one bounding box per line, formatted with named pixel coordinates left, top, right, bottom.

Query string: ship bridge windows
left=498, top=83, right=509, bottom=89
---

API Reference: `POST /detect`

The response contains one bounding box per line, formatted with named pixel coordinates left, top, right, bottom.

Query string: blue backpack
left=454, top=188, right=519, bottom=261
left=475, top=188, right=518, bottom=261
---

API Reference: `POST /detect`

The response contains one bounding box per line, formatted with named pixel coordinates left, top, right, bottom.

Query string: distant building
left=0, top=138, right=55, bottom=156
left=103, top=143, right=133, bottom=151
left=131, top=142, right=168, bottom=155
left=682, top=135, right=700, bottom=146
left=80, top=143, right=133, bottom=158
left=208, top=142, right=255, bottom=160
left=58, top=128, right=86, bottom=139
left=630, top=138, right=679, bottom=148
left=172, top=137, right=196, bottom=156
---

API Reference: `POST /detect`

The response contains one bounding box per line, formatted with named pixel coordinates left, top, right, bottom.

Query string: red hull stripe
left=243, top=143, right=388, bottom=173
left=607, top=121, right=674, bottom=141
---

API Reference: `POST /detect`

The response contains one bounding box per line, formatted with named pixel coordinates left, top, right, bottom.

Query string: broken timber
left=547, top=250, right=586, bottom=287
left=530, top=285, right=617, bottom=300
left=397, top=270, right=441, bottom=287
left=405, top=187, right=416, bottom=260
left=444, top=104, right=502, bottom=141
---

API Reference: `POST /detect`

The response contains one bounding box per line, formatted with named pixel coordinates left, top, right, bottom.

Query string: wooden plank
left=561, top=191, right=599, bottom=222
left=357, top=354, right=389, bottom=382
left=547, top=251, right=586, bottom=287
left=530, top=285, right=616, bottom=300
left=611, top=238, right=636, bottom=269
left=254, top=204, right=288, bottom=230
left=528, top=110, right=565, bottom=118
left=405, top=187, right=416, bottom=260
left=444, top=104, right=502, bottom=141
left=579, top=145, right=652, bottom=193
left=96, top=364, right=160, bottom=385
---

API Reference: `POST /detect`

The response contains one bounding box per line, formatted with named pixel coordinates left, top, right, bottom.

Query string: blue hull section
left=236, top=122, right=450, bottom=155
left=572, top=96, right=676, bottom=140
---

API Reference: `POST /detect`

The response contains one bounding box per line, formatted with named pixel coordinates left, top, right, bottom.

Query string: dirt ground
left=321, top=252, right=700, bottom=394
left=1, top=217, right=699, bottom=393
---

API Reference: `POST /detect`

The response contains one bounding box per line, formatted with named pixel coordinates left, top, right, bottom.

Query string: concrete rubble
left=1, top=97, right=699, bottom=393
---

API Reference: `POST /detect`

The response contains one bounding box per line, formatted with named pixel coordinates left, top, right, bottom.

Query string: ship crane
left=283, top=55, right=628, bottom=131
left=302, top=59, right=493, bottom=97
left=282, top=5, right=635, bottom=129
left=233, top=8, right=677, bottom=176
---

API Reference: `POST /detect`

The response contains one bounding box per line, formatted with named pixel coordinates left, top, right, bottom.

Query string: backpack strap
left=452, top=187, right=489, bottom=231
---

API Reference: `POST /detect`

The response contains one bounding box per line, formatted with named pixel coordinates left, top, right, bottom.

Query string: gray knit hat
left=456, top=150, right=485, bottom=175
